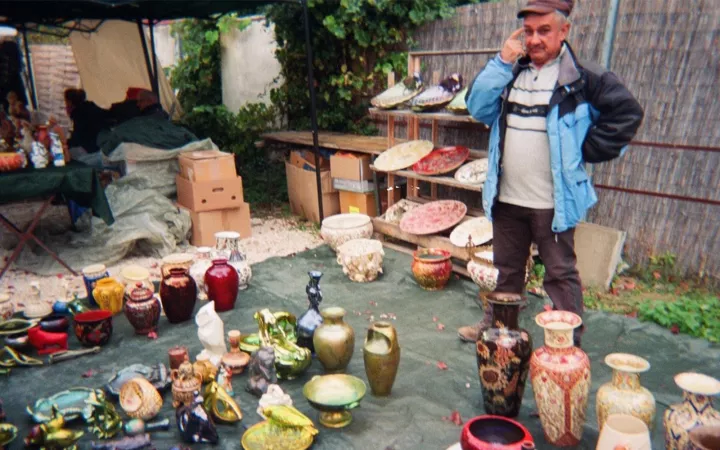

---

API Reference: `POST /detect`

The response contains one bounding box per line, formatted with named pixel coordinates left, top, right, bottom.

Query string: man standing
left=458, top=0, right=644, bottom=346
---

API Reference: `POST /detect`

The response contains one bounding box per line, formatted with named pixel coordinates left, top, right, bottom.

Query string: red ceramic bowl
left=0, top=152, right=22, bottom=172
left=460, top=415, right=534, bottom=450
left=73, top=310, right=113, bottom=347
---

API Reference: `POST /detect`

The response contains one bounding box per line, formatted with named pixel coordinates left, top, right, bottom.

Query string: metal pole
left=21, top=28, right=38, bottom=110
left=301, top=0, right=324, bottom=222
left=601, top=0, right=621, bottom=69
left=148, top=20, right=160, bottom=96
left=136, top=19, right=155, bottom=91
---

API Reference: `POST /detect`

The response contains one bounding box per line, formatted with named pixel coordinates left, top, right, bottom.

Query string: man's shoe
left=458, top=322, right=483, bottom=343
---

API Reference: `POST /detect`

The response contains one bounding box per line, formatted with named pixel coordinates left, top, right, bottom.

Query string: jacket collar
left=513, top=41, right=582, bottom=87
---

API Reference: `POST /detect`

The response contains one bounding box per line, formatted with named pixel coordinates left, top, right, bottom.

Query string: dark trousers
left=492, top=202, right=585, bottom=346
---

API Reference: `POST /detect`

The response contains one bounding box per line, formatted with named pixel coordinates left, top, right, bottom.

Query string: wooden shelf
left=260, top=131, right=407, bottom=155
left=368, top=107, right=489, bottom=128
left=372, top=216, right=472, bottom=262
left=370, top=165, right=483, bottom=192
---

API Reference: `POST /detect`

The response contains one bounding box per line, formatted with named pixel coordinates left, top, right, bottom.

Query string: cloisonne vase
left=159, top=268, right=197, bottom=324
left=663, top=372, right=720, bottom=450
left=296, top=270, right=324, bottom=353
left=529, top=310, right=590, bottom=447
left=595, top=353, right=656, bottom=431
left=476, top=293, right=532, bottom=417
left=204, top=259, right=239, bottom=312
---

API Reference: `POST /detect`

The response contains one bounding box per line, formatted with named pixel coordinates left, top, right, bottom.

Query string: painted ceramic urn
left=313, top=307, right=355, bottom=373
left=476, top=293, right=532, bottom=418
left=411, top=248, right=452, bottom=290
left=124, top=282, right=161, bottom=334
left=664, top=372, right=720, bottom=450
left=159, top=268, right=197, bottom=324
left=529, top=310, right=590, bottom=447
left=596, top=353, right=656, bottom=431
left=363, top=321, right=400, bottom=396
left=204, top=259, right=239, bottom=312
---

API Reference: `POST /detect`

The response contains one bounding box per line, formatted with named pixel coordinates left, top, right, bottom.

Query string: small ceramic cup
left=168, top=346, right=189, bottom=370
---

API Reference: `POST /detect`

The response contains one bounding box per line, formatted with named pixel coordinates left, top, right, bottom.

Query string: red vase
left=159, top=268, right=197, bottom=323
left=460, top=415, right=535, bottom=450
left=204, top=259, right=239, bottom=312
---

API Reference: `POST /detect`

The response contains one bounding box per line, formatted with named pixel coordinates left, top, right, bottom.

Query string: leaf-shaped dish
left=412, top=146, right=470, bottom=175
left=0, top=318, right=40, bottom=336
left=399, top=200, right=468, bottom=235
left=446, top=87, right=469, bottom=114
left=373, top=140, right=434, bottom=172
left=370, top=73, right=423, bottom=110
left=411, top=73, right=463, bottom=112
left=105, top=363, right=170, bottom=397
left=450, top=217, right=493, bottom=248
left=27, top=387, right=96, bottom=423
left=241, top=420, right=315, bottom=450
left=454, top=158, right=489, bottom=185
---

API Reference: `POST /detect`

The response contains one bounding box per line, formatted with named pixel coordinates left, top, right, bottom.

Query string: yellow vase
left=92, top=277, right=125, bottom=315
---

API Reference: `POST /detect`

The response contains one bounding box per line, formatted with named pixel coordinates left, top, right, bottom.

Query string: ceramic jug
left=363, top=321, right=400, bottom=396
left=313, top=307, right=355, bottom=373
left=92, top=277, right=125, bottom=315
left=159, top=268, right=197, bottom=323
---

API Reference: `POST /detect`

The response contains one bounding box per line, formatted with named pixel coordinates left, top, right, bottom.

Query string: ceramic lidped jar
left=411, top=248, right=452, bottom=290
left=124, top=282, right=161, bottom=334
left=190, top=247, right=213, bottom=300
left=664, top=372, right=720, bottom=450
left=476, top=293, right=533, bottom=418
left=0, top=293, right=14, bottom=321
left=159, top=268, right=197, bottom=324
left=363, top=321, right=400, bottom=396
left=313, top=307, right=355, bottom=373
left=215, top=231, right=252, bottom=290
left=529, top=310, right=591, bottom=447
left=82, top=264, right=109, bottom=307
left=92, top=277, right=125, bottom=315
left=121, top=265, right=154, bottom=300
left=596, top=353, right=656, bottom=431
left=204, top=259, right=239, bottom=313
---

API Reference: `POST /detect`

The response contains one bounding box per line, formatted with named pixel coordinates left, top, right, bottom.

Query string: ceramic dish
left=446, top=87, right=468, bottom=114
left=0, top=152, right=23, bottom=172
left=105, top=363, right=171, bottom=397
left=450, top=217, right=493, bottom=248
left=241, top=420, right=315, bottom=450
left=370, top=73, right=423, bottom=110
left=27, top=387, right=96, bottom=423
left=412, top=146, right=470, bottom=175
left=410, top=74, right=463, bottom=112
left=0, top=318, right=40, bottom=336
left=373, top=140, right=434, bottom=172
left=0, top=423, right=17, bottom=447
left=399, top=200, right=468, bottom=235
left=454, top=158, right=489, bottom=185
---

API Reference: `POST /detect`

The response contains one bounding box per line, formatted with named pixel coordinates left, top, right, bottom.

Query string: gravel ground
left=0, top=201, right=323, bottom=312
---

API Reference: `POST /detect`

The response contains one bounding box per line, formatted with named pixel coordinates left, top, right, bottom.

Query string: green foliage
left=637, top=295, right=720, bottom=343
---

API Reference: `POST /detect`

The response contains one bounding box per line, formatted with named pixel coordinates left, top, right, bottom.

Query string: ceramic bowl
left=467, top=260, right=498, bottom=291
left=303, top=374, right=366, bottom=428
left=460, top=415, right=534, bottom=450
left=336, top=238, right=384, bottom=282
left=320, top=213, right=373, bottom=252
left=39, top=314, right=70, bottom=333
left=4, top=331, right=29, bottom=350
left=411, top=248, right=452, bottom=291
left=73, top=310, right=113, bottom=347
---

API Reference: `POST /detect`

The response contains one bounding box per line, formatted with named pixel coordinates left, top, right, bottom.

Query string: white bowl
left=320, top=213, right=373, bottom=252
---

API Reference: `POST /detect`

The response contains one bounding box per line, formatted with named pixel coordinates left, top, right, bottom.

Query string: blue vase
left=296, top=270, right=324, bottom=353
left=82, top=264, right=109, bottom=307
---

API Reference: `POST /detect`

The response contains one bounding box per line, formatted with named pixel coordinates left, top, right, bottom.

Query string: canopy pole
left=21, top=28, right=38, bottom=110
left=148, top=19, right=160, bottom=95
left=301, top=0, right=324, bottom=222
left=136, top=19, right=155, bottom=94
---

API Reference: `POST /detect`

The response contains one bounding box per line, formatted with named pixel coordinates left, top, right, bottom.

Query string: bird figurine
left=257, top=384, right=293, bottom=419
left=176, top=391, right=219, bottom=445
left=203, top=380, right=242, bottom=423
left=25, top=404, right=84, bottom=449
left=260, top=405, right=318, bottom=437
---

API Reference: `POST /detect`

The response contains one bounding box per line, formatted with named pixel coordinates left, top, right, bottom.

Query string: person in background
left=457, top=0, right=644, bottom=347
left=136, top=89, right=169, bottom=120
left=64, top=88, right=111, bottom=167
left=6, top=91, right=30, bottom=121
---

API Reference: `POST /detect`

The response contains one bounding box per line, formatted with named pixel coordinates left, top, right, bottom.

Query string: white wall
left=220, top=17, right=282, bottom=112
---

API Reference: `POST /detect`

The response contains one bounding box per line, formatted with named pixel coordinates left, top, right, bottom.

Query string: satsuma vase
left=460, top=415, right=535, bottom=450
left=204, top=259, right=239, bottom=312
left=476, top=293, right=532, bottom=418
left=82, top=264, right=109, bottom=307
left=124, top=282, right=161, bottom=334
left=363, top=321, right=400, bottom=396
left=92, top=277, right=124, bottom=315
left=411, top=248, right=452, bottom=290
left=159, top=268, right=197, bottom=324
left=313, top=307, right=355, bottom=373
left=664, top=372, right=720, bottom=450
left=596, top=353, right=656, bottom=431
left=215, top=231, right=252, bottom=290
left=596, top=414, right=651, bottom=450
left=529, top=310, right=590, bottom=447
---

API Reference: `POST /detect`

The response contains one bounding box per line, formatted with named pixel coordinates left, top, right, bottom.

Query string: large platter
left=241, top=420, right=314, bottom=450
left=370, top=74, right=423, bottom=110
left=27, top=387, right=96, bottom=423
left=412, top=146, right=470, bottom=176
left=454, top=158, right=489, bottom=185
left=450, top=217, right=493, bottom=248
left=399, top=200, right=467, bottom=235
left=373, top=140, right=434, bottom=173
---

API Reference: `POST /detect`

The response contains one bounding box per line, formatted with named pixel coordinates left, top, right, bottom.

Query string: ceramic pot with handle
left=363, top=321, right=400, bottom=396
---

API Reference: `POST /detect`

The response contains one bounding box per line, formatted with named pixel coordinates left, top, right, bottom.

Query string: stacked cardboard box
left=176, top=150, right=252, bottom=246
left=285, top=150, right=340, bottom=222
left=330, top=153, right=401, bottom=217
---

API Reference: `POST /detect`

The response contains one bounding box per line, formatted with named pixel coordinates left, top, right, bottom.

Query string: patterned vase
left=596, top=353, right=656, bottom=431
left=204, top=259, right=239, bottom=312
left=664, top=372, right=720, bottom=450
left=363, top=321, right=400, bottom=396
left=159, top=268, right=197, bottom=324
left=476, top=293, right=532, bottom=418
left=82, top=264, right=109, bottom=307
left=92, top=277, right=125, bottom=315
left=215, top=231, right=252, bottom=290
left=190, top=247, right=213, bottom=300
left=411, top=248, right=452, bottom=290
left=529, top=310, right=591, bottom=447
left=124, top=282, right=161, bottom=334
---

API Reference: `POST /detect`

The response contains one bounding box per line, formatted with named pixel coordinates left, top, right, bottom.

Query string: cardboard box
left=285, top=161, right=339, bottom=223
left=339, top=190, right=377, bottom=216
left=182, top=203, right=252, bottom=247
left=289, top=150, right=330, bottom=171
left=176, top=175, right=244, bottom=212
left=179, top=150, right=236, bottom=182
left=330, top=153, right=372, bottom=181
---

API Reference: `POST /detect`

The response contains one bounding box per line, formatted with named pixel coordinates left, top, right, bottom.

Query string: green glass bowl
left=302, top=374, right=366, bottom=428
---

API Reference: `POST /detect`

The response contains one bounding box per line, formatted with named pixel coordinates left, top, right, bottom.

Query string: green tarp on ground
left=2, top=246, right=718, bottom=449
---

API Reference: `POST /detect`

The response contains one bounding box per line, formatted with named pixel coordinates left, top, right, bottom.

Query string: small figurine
left=123, top=418, right=170, bottom=436
left=29, top=141, right=49, bottom=169
left=297, top=271, right=324, bottom=352
left=195, top=302, right=227, bottom=366
left=91, top=433, right=153, bottom=450
left=257, top=384, right=293, bottom=419
left=86, top=389, right=123, bottom=439
left=246, top=346, right=277, bottom=397
left=171, top=361, right=202, bottom=408
left=49, top=131, right=65, bottom=167
left=176, top=391, right=219, bottom=445
left=261, top=405, right=318, bottom=437
left=203, top=380, right=242, bottom=423
left=25, top=405, right=84, bottom=449
left=27, top=326, right=68, bottom=355
left=216, top=362, right=234, bottom=396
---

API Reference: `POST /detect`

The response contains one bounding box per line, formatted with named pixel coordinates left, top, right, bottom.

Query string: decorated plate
left=241, top=420, right=315, bottom=450
left=450, top=217, right=493, bottom=248
left=446, top=87, right=468, bottom=114
left=454, top=158, right=489, bottom=185
left=373, top=140, right=434, bottom=172
left=370, top=73, right=423, bottom=110
left=399, top=200, right=468, bottom=235
left=412, top=146, right=470, bottom=175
